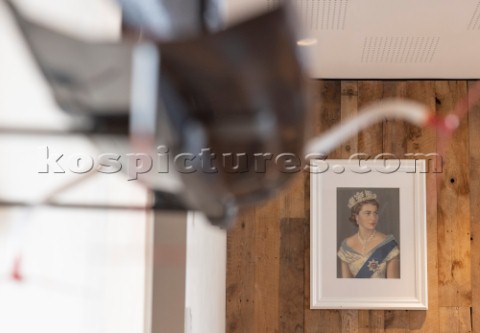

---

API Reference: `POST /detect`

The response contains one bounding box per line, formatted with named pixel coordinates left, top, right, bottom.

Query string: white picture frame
left=310, top=159, right=428, bottom=310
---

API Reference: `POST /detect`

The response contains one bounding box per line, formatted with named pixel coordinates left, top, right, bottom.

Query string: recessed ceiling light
left=297, top=38, right=317, bottom=46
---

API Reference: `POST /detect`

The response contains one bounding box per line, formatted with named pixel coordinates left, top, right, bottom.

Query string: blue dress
left=337, top=234, right=400, bottom=278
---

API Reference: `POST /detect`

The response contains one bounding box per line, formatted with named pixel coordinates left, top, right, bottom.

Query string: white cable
left=305, top=99, right=431, bottom=155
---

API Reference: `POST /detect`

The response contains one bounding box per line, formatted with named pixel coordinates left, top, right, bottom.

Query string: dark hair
left=349, top=199, right=379, bottom=227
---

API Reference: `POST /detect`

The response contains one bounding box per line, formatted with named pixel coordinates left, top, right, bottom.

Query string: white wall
left=185, top=212, right=226, bottom=333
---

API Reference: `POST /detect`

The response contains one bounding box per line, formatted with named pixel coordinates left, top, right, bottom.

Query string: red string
left=425, top=81, right=480, bottom=131
left=11, top=254, right=23, bottom=282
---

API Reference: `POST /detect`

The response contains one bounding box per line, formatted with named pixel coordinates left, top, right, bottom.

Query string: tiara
left=347, top=190, right=377, bottom=209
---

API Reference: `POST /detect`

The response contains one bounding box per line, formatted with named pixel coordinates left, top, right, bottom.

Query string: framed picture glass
left=310, top=159, right=428, bottom=310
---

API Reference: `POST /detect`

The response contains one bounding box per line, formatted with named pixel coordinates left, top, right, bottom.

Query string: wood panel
left=226, top=209, right=256, bottom=333
left=279, top=218, right=306, bottom=333
left=340, top=80, right=359, bottom=156
left=382, top=81, right=407, bottom=157
left=469, top=80, right=480, bottom=333
left=438, top=307, right=471, bottom=333
left=253, top=196, right=282, bottom=333
left=435, top=81, right=471, bottom=309
left=227, top=79, right=475, bottom=333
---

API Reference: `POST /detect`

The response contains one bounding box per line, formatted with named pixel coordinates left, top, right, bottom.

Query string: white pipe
left=305, top=99, right=432, bottom=155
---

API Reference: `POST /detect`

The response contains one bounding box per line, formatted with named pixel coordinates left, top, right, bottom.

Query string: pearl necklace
left=357, top=230, right=376, bottom=253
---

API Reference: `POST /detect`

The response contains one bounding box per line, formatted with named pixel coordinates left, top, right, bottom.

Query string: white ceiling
left=223, top=0, right=480, bottom=79
left=6, top=0, right=480, bottom=79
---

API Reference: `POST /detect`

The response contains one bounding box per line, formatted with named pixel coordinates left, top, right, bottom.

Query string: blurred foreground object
left=118, top=0, right=223, bottom=39
left=8, top=1, right=310, bottom=228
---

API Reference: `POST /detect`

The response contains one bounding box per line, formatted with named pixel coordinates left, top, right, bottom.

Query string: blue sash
left=355, top=239, right=398, bottom=278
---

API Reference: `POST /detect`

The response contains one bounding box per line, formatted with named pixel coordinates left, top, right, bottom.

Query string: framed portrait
left=310, top=159, right=428, bottom=310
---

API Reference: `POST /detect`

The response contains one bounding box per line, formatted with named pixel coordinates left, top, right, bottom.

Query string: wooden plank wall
left=226, top=80, right=479, bottom=333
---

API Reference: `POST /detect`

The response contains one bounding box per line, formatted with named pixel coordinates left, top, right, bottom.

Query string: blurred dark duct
left=7, top=1, right=310, bottom=228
